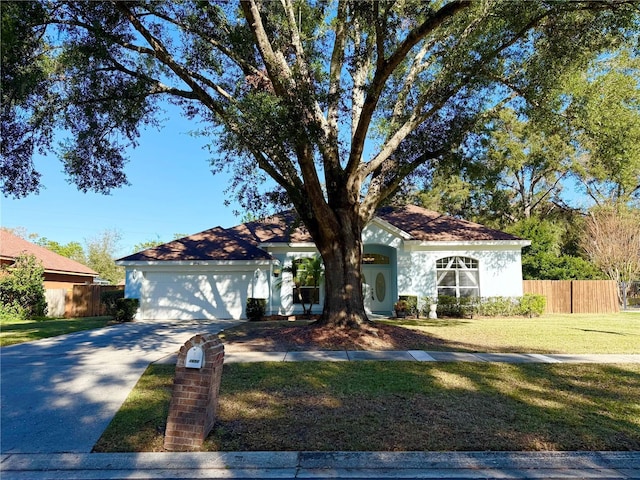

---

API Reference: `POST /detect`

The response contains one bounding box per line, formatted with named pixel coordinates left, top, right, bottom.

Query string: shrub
left=419, top=295, right=547, bottom=318
left=101, top=290, right=137, bottom=322
left=517, top=293, right=546, bottom=317
left=0, top=302, right=26, bottom=322
left=113, top=298, right=139, bottom=322
left=100, top=289, right=124, bottom=314
left=398, top=295, right=418, bottom=316
left=0, top=253, right=47, bottom=319
left=435, top=295, right=463, bottom=318
left=476, top=297, right=519, bottom=317
left=246, top=298, right=267, bottom=321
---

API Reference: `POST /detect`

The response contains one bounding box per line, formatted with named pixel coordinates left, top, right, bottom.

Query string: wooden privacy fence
left=523, top=280, right=619, bottom=314
left=45, top=285, right=124, bottom=318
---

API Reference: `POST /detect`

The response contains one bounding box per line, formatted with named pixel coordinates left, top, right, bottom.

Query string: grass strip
left=94, top=362, right=640, bottom=452
left=0, top=316, right=115, bottom=346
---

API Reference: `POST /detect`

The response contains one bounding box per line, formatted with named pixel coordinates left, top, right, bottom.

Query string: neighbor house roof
left=118, top=205, right=524, bottom=264
left=0, top=230, right=98, bottom=277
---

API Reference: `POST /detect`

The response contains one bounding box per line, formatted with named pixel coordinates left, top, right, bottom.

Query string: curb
left=2, top=451, right=639, bottom=479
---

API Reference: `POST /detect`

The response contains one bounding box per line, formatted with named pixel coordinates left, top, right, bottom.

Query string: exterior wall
left=397, top=244, right=525, bottom=307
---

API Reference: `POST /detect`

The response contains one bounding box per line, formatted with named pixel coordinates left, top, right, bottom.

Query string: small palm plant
left=295, top=255, right=324, bottom=315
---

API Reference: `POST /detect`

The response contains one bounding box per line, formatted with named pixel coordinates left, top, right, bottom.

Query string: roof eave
left=369, top=217, right=414, bottom=240
left=259, top=242, right=318, bottom=249
left=405, top=239, right=531, bottom=248
left=116, top=259, right=276, bottom=267
left=44, top=269, right=98, bottom=277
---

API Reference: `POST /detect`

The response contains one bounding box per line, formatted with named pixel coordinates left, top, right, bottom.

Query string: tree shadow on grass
left=208, top=362, right=640, bottom=452
left=92, top=361, right=640, bottom=453
left=220, top=320, right=484, bottom=352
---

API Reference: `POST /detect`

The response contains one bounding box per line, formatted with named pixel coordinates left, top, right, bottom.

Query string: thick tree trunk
left=311, top=209, right=371, bottom=328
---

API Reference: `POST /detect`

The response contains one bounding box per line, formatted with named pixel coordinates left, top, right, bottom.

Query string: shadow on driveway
left=0, top=319, right=241, bottom=454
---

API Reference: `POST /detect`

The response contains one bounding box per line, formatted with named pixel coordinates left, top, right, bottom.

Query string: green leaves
left=0, top=253, right=47, bottom=318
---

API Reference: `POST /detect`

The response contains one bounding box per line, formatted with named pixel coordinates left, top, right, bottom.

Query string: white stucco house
left=117, top=205, right=530, bottom=320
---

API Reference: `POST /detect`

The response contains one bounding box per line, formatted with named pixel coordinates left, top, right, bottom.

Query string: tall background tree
left=2, top=1, right=638, bottom=327
left=582, top=205, right=640, bottom=306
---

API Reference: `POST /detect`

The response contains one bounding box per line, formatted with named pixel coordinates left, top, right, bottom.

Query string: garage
left=139, top=271, right=244, bottom=320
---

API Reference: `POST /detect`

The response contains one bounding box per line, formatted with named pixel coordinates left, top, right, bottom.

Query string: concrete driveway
left=0, top=319, right=241, bottom=454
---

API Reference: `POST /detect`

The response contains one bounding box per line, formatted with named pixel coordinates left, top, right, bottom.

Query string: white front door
left=362, top=266, right=392, bottom=314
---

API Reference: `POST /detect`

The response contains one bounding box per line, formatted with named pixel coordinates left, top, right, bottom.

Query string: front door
left=362, top=265, right=392, bottom=314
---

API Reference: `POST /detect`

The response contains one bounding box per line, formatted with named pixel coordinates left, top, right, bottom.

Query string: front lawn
left=0, top=316, right=115, bottom=346
left=94, top=362, right=640, bottom=452
left=219, top=313, right=640, bottom=354
left=381, top=313, right=640, bottom=354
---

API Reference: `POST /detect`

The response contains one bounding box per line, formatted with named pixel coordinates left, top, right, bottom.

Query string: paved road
left=0, top=319, right=240, bottom=454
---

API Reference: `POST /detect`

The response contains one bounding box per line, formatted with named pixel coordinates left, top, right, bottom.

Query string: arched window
left=436, top=256, right=479, bottom=298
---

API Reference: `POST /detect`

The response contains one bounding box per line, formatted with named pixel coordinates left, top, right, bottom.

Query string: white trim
left=259, top=242, right=317, bottom=249
left=404, top=240, right=531, bottom=249
left=116, top=259, right=274, bottom=267
left=369, top=217, right=413, bottom=240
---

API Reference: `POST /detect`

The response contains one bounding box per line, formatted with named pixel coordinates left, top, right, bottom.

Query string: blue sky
left=1, top=105, right=244, bottom=257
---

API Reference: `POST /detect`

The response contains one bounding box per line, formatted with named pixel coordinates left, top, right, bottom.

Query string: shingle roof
left=377, top=204, right=521, bottom=242
left=118, top=226, right=274, bottom=262
left=118, top=205, right=523, bottom=263
left=0, top=230, right=98, bottom=276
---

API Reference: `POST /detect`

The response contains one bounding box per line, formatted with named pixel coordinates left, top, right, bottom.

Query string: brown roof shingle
left=0, top=230, right=98, bottom=276
left=377, top=204, right=521, bottom=242
left=118, top=205, right=523, bottom=263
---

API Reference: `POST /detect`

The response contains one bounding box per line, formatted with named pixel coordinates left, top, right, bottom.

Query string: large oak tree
left=2, top=1, right=638, bottom=327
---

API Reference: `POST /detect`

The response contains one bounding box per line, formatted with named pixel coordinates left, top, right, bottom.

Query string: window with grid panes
left=436, top=256, right=479, bottom=298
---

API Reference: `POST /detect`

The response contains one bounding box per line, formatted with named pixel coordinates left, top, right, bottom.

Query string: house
left=117, top=205, right=530, bottom=320
left=0, top=230, right=98, bottom=288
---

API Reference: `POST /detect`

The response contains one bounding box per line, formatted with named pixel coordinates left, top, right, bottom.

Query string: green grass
left=0, top=316, right=115, bottom=346
left=379, top=312, right=640, bottom=354
left=93, top=364, right=173, bottom=452
left=94, top=362, right=640, bottom=452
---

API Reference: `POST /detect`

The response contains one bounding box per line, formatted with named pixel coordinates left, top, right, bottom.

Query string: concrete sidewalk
left=155, top=349, right=640, bottom=364
left=2, top=451, right=639, bottom=479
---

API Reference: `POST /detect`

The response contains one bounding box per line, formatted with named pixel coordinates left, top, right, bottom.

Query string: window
left=436, top=256, right=479, bottom=298
left=292, top=258, right=322, bottom=305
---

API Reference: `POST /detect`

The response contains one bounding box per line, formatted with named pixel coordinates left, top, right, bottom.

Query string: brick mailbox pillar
left=164, top=333, right=224, bottom=451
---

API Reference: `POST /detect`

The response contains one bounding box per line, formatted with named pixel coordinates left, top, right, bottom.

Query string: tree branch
left=327, top=1, right=347, bottom=152
left=346, top=0, right=471, bottom=178
left=240, top=0, right=293, bottom=96
left=113, top=2, right=228, bottom=119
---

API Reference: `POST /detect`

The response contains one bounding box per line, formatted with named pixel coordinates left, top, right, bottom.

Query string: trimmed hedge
left=113, top=298, right=139, bottom=322
left=420, top=294, right=546, bottom=318
left=101, top=290, right=138, bottom=322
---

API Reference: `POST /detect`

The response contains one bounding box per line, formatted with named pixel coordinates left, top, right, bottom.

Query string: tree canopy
left=2, top=0, right=638, bottom=326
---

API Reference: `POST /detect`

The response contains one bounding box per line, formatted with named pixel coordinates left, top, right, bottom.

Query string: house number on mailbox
left=186, top=345, right=204, bottom=369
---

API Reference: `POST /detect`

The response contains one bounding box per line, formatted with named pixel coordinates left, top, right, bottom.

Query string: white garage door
left=141, top=271, right=255, bottom=320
